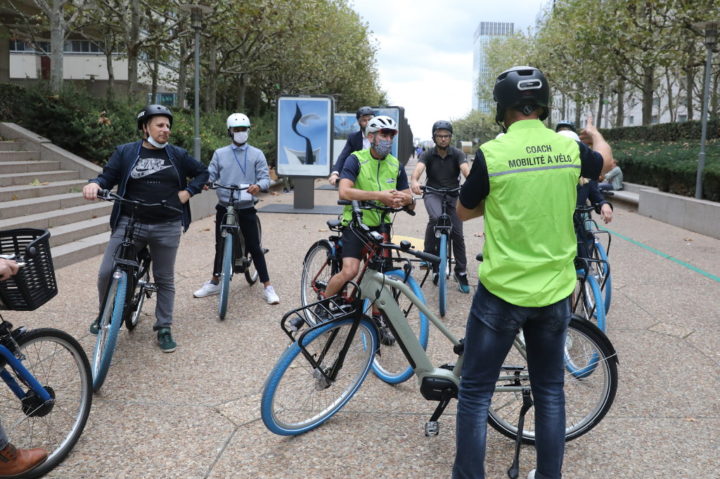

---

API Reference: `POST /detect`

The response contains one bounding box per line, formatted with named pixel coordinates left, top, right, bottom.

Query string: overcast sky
left=349, top=0, right=550, bottom=142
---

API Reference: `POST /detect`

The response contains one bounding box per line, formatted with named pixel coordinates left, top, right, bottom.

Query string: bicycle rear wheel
left=0, top=328, right=92, bottom=478
left=488, top=318, right=617, bottom=444
left=244, top=217, right=261, bottom=285
left=300, top=240, right=339, bottom=323
left=261, top=317, right=377, bottom=435
left=573, top=272, right=607, bottom=332
left=92, top=270, right=127, bottom=392
left=593, top=241, right=612, bottom=313
left=438, top=233, right=448, bottom=317
left=124, top=252, right=151, bottom=330
left=219, top=233, right=233, bottom=320
left=369, top=270, right=429, bottom=384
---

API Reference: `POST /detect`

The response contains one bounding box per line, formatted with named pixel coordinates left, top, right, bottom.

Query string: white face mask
left=233, top=131, right=249, bottom=144
left=146, top=134, right=167, bottom=149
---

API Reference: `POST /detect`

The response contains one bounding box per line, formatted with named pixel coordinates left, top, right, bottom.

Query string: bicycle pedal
left=262, top=248, right=269, bottom=254
left=144, top=284, right=158, bottom=293
left=439, top=363, right=455, bottom=371
left=424, top=421, right=439, bottom=436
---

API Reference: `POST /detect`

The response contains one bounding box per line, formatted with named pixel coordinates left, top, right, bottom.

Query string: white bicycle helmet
left=227, top=113, right=251, bottom=129
left=365, top=115, right=398, bottom=134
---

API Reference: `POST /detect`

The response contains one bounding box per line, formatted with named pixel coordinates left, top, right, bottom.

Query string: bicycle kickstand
left=425, top=389, right=454, bottom=437
left=507, top=387, right=534, bottom=479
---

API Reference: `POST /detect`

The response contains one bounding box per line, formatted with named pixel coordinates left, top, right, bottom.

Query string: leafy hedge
left=600, top=119, right=720, bottom=142
left=613, top=138, right=720, bottom=202
left=0, top=83, right=278, bottom=167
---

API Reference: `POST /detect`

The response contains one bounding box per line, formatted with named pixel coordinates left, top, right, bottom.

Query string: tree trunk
left=104, top=33, right=115, bottom=103
left=615, top=78, right=625, bottom=128
left=574, top=97, right=582, bottom=127
left=205, top=39, right=217, bottom=113
left=151, top=45, right=159, bottom=101
left=665, top=70, right=674, bottom=122
left=685, top=67, right=695, bottom=121
left=48, top=0, right=65, bottom=94
left=126, top=0, right=141, bottom=100
left=712, top=70, right=719, bottom=121
left=177, top=37, right=187, bottom=109
left=596, top=89, right=604, bottom=127
left=641, top=66, right=654, bottom=125
left=236, top=73, right=246, bottom=111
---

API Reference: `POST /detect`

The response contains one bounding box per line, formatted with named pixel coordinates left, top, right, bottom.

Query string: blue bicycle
left=0, top=229, right=92, bottom=478
left=91, top=190, right=181, bottom=392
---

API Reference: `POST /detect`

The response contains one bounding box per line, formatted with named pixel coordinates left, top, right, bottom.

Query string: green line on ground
left=602, top=227, right=720, bottom=283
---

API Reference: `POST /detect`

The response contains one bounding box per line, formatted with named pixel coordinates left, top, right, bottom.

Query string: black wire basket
left=0, top=229, right=58, bottom=311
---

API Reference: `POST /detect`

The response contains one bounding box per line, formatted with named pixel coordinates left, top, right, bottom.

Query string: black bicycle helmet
left=432, top=120, right=453, bottom=136
left=137, top=104, right=173, bottom=131
left=493, top=66, right=549, bottom=123
left=356, top=106, right=375, bottom=120
left=555, top=120, right=576, bottom=132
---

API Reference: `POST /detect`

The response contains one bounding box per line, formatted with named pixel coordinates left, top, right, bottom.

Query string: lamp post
left=180, top=3, right=212, bottom=161
left=694, top=21, right=718, bottom=200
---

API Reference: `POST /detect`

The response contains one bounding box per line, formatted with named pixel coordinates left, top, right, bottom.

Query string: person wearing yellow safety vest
left=322, top=116, right=414, bottom=326
left=452, top=66, right=613, bottom=479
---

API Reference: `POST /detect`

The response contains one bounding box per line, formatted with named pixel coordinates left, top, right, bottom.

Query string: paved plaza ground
left=14, top=176, right=720, bottom=478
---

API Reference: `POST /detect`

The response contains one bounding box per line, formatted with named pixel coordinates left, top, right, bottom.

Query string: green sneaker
left=156, top=328, right=176, bottom=353
left=89, top=316, right=100, bottom=335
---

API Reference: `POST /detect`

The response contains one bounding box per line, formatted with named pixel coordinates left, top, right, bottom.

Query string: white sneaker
left=263, top=285, right=280, bottom=305
left=527, top=470, right=536, bottom=479
left=193, top=281, right=220, bottom=298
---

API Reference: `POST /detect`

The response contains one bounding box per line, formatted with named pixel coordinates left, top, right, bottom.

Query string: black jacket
left=90, top=140, right=209, bottom=232
left=332, top=130, right=365, bottom=175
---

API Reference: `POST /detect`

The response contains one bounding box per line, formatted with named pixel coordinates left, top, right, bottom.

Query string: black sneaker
left=455, top=271, right=470, bottom=294
left=89, top=316, right=101, bottom=335
left=432, top=273, right=439, bottom=286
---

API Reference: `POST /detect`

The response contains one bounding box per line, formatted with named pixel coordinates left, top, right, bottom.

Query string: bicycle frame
left=0, top=344, right=53, bottom=403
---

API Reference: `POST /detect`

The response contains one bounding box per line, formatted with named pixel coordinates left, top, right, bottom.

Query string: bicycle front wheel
left=369, top=270, right=429, bottom=384
left=300, top=240, right=339, bottom=323
left=244, top=217, right=261, bottom=285
left=92, top=270, right=127, bottom=392
left=488, top=317, right=618, bottom=444
left=0, top=328, right=93, bottom=478
left=219, top=233, right=233, bottom=320
left=261, top=317, right=377, bottom=435
left=438, top=233, right=448, bottom=317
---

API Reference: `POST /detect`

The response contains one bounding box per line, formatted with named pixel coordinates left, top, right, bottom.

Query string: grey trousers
left=97, top=217, right=182, bottom=330
left=423, top=192, right=468, bottom=273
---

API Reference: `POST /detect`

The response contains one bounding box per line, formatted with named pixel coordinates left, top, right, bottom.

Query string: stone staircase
left=0, top=135, right=112, bottom=269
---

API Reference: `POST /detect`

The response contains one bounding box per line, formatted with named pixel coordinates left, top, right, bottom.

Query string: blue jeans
left=453, top=283, right=571, bottom=479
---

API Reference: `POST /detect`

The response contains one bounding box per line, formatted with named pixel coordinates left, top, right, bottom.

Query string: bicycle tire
left=438, top=233, right=448, bottom=317
left=92, top=270, right=127, bottom=392
left=594, top=241, right=612, bottom=314
left=244, top=217, right=261, bottom=285
left=368, top=270, right=429, bottom=384
left=573, top=272, right=607, bottom=332
left=0, top=328, right=93, bottom=478
left=488, top=317, right=618, bottom=444
left=300, top=240, right=339, bottom=323
left=219, top=233, right=233, bottom=320
left=124, top=255, right=151, bottom=331
left=261, top=316, right=377, bottom=435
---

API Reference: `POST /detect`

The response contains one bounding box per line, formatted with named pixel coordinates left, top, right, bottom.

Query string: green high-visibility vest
left=479, top=119, right=581, bottom=307
left=341, top=149, right=400, bottom=227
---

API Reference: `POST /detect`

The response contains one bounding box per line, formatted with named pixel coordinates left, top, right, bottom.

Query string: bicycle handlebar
left=97, top=189, right=183, bottom=214
left=420, top=185, right=461, bottom=196
left=207, top=182, right=250, bottom=192
left=0, top=254, right=25, bottom=268
left=337, top=199, right=416, bottom=216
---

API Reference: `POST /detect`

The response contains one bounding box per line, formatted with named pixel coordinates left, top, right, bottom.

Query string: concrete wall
left=639, top=189, right=720, bottom=240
